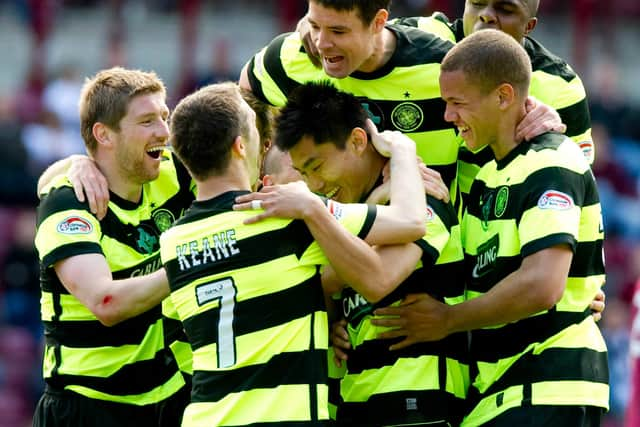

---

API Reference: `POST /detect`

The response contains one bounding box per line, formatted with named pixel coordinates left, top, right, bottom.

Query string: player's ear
left=231, top=135, right=246, bottom=158
left=372, top=8, right=389, bottom=33
left=93, top=122, right=113, bottom=148
left=349, top=127, right=368, bottom=155
left=497, top=83, right=516, bottom=109
left=262, top=174, right=275, bottom=187
left=524, top=17, right=537, bottom=36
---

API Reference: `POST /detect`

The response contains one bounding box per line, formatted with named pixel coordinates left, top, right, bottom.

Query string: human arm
left=366, top=159, right=450, bottom=205
left=55, top=253, right=169, bottom=327
left=373, top=245, right=572, bottom=350
left=515, top=96, right=567, bottom=142
left=235, top=120, right=426, bottom=244
left=239, top=62, right=252, bottom=91
left=236, top=181, right=422, bottom=299
left=37, top=154, right=110, bottom=220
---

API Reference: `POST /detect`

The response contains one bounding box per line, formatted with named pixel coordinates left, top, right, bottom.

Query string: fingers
left=330, top=319, right=350, bottom=363
left=372, top=306, right=402, bottom=317
left=74, top=172, right=109, bottom=220
left=72, top=180, right=86, bottom=203
left=370, top=315, right=404, bottom=329
left=417, top=165, right=449, bottom=201
left=388, top=337, right=415, bottom=351
left=232, top=199, right=263, bottom=211
left=67, top=156, right=110, bottom=219
left=233, top=195, right=270, bottom=224
left=93, top=174, right=109, bottom=220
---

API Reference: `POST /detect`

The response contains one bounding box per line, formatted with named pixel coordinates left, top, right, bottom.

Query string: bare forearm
left=106, top=269, right=170, bottom=323
left=448, top=250, right=569, bottom=333
left=303, top=199, right=385, bottom=294
left=448, top=270, right=548, bottom=333
left=388, top=139, right=426, bottom=224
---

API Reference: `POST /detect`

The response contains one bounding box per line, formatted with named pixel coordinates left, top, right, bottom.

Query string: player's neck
left=96, top=159, right=143, bottom=203
left=492, top=107, right=526, bottom=161
left=363, top=149, right=388, bottom=198
left=358, top=28, right=396, bottom=73
left=195, top=171, right=252, bottom=201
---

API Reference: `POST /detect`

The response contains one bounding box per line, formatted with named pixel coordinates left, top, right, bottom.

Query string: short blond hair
left=79, top=67, right=166, bottom=154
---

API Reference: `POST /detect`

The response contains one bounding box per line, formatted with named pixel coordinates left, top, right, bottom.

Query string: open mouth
left=324, top=55, right=343, bottom=64
left=146, top=146, right=165, bottom=159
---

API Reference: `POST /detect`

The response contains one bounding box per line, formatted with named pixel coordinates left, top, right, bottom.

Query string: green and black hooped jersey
left=395, top=14, right=594, bottom=211
left=461, top=133, right=608, bottom=426
left=35, top=150, right=195, bottom=405
left=336, top=197, right=469, bottom=426
left=246, top=24, right=463, bottom=201
left=160, top=192, right=376, bottom=426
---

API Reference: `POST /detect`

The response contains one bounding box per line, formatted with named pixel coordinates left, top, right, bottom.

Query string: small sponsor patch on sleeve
left=579, top=140, right=594, bottom=163
left=537, top=190, right=574, bottom=211
left=326, top=200, right=344, bottom=220
left=56, top=216, right=93, bottom=234
left=425, top=205, right=434, bottom=222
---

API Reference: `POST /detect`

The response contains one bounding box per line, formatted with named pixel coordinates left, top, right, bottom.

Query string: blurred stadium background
left=0, top=1, right=638, bottom=426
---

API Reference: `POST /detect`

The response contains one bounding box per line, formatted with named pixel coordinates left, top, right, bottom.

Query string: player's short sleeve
left=35, top=186, right=103, bottom=268
left=413, top=198, right=455, bottom=266
left=298, top=200, right=376, bottom=266
left=518, top=162, right=585, bottom=257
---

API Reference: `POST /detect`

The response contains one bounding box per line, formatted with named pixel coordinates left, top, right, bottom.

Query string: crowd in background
left=0, top=1, right=639, bottom=426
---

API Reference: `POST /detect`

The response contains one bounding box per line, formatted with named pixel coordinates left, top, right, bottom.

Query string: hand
left=371, top=293, right=452, bottom=350
left=590, top=289, right=606, bottom=322
left=67, top=155, right=109, bottom=220
left=515, top=96, right=567, bottom=142
left=366, top=160, right=449, bottom=204
left=366, top=119, right=412, bottom=158
left=419, top=163, right=449, bottom=203
left=233, top=181, right=322, bottom=224
left=296, top=14, right=322, bottom=68
left=330, top=318, right=351, bottom=368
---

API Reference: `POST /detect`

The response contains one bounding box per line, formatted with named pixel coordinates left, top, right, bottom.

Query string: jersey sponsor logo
left=327, top=200, right=344, bottom=220
left=579, top=140, right=594, bottom=163
left=130, top=257, right=163, bottom=277
left=426, top=205, right=434, bottom=222
left=341, top=288, right=373, bottom=328
left=472, top=234, right=499, bottom=279
left=391, top=102, right=424, bottom=132
left=56, top=216, right=93, bottom=234
left=152, top=209, right=176, bottom=232
left=494, top=186, right=509, bottom=218
left=537, top=190, right=574, bottom=211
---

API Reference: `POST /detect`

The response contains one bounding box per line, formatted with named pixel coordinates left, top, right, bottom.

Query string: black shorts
left=33, top=384, right=191, bottom=427
left=480, top=405, right=604, bottom=427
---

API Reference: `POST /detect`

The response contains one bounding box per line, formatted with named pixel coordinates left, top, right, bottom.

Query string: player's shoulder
left=388, top=23, right=455, bottom=65
left=528, top=133, right=590, bottom=172
left=524, top=36, right=579, bottom=82
left=39, top=181, right=90, bottom=216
